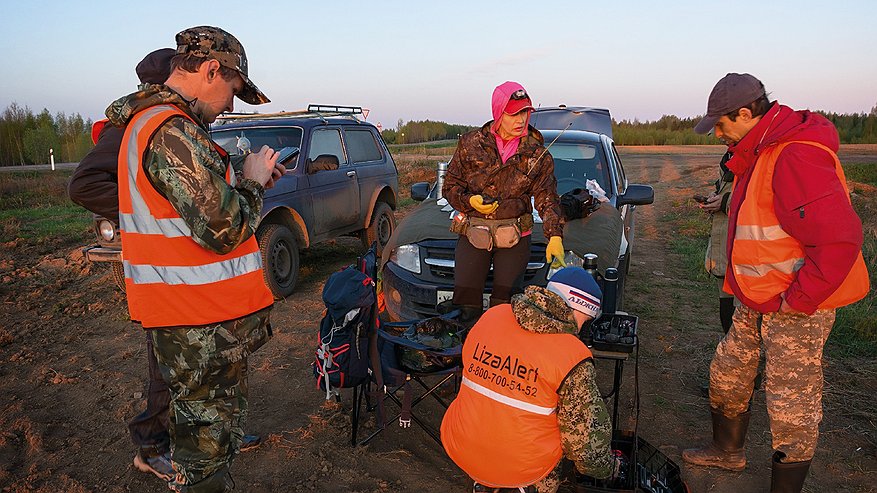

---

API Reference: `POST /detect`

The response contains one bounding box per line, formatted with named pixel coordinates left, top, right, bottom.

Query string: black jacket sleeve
left=67, top=125, right=124, bottom=224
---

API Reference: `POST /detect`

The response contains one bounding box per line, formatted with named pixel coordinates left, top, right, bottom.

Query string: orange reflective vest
left=118, top=104, right=273, bottom=328
left=441, top=304, right=592, bottom=488
left=729, top=140, right=869, bottom=308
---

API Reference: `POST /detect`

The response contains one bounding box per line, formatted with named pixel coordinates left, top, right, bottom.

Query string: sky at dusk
left=2, top=0, right=875, bottom=130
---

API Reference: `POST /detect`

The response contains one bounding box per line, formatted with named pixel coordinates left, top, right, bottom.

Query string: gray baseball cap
left=694, top=73, right=766, bottom=134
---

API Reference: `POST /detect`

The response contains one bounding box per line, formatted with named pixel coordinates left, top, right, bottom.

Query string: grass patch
left=0, top=170, right=91, bottom=249
left=842, top=162, right=877, bottom=185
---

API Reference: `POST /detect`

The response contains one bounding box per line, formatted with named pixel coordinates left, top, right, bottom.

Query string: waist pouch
left=462, top=214, right=534, bottom=251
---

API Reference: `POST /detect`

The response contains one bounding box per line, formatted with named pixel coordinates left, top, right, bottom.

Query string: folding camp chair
left=351, top=315, right=464, bottom=446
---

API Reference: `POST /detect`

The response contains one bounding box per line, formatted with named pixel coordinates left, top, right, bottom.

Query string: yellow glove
left=546, top=236, right=566, bottom=267
left=469, top=195, right=499, bottom=215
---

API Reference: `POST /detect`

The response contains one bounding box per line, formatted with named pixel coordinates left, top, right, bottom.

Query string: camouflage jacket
left=511, top=286, right=613, bottom=479
left=443, top=123, right=564, bottom=238
left=105, top=84, right=262, bottom=255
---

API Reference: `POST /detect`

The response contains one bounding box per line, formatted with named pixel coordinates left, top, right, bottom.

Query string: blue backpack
left=313, top=260, right=377, bottom=400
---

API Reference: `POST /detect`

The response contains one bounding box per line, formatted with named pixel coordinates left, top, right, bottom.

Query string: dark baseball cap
left=175, top=26, right=269, bottom=105
left=135, top=48, right=175, bottom=85
left=694, top=73, right=766, bottom=134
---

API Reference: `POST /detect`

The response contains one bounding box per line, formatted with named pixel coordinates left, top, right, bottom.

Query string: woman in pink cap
left=442, top=81, right=565, bottom=320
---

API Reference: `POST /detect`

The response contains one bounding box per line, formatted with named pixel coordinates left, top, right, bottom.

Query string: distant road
left=0, top=162, right=78, bottom=172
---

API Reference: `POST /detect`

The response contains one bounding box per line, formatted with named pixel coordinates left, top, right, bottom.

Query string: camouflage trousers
left=709, top=303, right=835, bottom=462
left=150, top=307, right=272, bottom=492
left=473, top=461, right=561, bottom=492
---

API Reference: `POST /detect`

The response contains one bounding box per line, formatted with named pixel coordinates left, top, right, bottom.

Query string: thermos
left=602, top=267, right=618, bottom=314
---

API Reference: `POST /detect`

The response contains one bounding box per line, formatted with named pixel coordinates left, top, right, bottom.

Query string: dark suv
left=380, top=106, right=653, bottom=321
left=83, top=105, right=399, bottom=299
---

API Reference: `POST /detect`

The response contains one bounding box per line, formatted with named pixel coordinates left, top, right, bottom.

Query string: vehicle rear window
left=548, top=143, right=610, bottom=195
left=345, top=129, right=383, bottom=163
left=308, top=129, right=348, bottom=164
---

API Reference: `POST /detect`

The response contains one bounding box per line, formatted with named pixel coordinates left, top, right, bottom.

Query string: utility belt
left=450, top=213, right=534, bottom=251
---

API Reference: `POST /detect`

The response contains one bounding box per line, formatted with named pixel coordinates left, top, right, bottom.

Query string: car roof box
left=530, top=106, right=612, bottom=138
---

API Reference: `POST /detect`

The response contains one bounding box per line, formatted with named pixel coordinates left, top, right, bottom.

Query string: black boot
left=682, top=409, right=750, bottom=471
left=719, top=297, right=735, bottom=335
left=770, top=452, right=811, bottom=493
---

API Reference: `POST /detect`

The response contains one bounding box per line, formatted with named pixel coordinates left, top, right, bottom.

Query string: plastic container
left=588, top=313, right=638, bottom=353
left=576, top=431, right=688, bottom=493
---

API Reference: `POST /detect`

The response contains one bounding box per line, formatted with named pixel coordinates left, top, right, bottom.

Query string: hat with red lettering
left=547, top=267, right=602, bottom=318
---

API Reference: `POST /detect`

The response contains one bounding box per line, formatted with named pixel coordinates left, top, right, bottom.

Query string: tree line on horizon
left=382, top=105, right=877, bottom=147
left=0, top=103, right=93, bottom=166
left=1, top=102, right=876, bottom=166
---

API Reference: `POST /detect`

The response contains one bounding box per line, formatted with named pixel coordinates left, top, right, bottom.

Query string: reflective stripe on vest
left=441, top=304, right=591, bottom=488
left=118, top=104, right=273, bottom=327
left=731, top=140, right=869, bottom=308
left=461, top=376, right=555, bottom=415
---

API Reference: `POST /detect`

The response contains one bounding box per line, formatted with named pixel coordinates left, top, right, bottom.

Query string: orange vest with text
left=729, top=140, right=869, bottom=308
left=441, top=304, right=592, bottom=488
left=118, top=104, right=273, bottom=328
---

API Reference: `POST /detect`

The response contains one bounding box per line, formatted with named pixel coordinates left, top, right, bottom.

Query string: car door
left=343, top=127, right=387, bottom=222
left=306, top=127, right=360, bottom=235
left=606, top=138, right=633, bottom=257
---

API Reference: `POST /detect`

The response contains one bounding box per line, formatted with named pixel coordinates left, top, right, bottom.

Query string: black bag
left=560, top=188, right=600, bottom=221
left=313, top=266, right=376, bottom=399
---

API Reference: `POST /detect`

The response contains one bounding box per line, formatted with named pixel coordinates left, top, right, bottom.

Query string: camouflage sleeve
left=144, top=117, right=263, bottom=255
left=442, top=137, right=475, bottom=214
left=557, top=359, right=614, bottom=479
left=530, top=152, right=564, bottom=238
left=230, top=154, right=247, bottom=182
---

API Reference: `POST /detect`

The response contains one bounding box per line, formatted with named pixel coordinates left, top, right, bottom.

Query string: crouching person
left=441, top=267, right=615, bottom=493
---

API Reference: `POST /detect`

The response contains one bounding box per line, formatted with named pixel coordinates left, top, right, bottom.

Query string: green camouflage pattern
left=175, top=26, right=269, bottom=105
left=511, top=286, right=578, bottom=335
left=511, top=286, right=613, bottom=480
left=709, top=303, right=835, bottom=462
left=106, top=85, right=264, bottom=255
left=150, top=307, right=272, bottom=492
left=557, top=361, right=614, bottom=479
left=443, top=124, right=564, bottom=238
left=531, top=461, right=561, bottom=492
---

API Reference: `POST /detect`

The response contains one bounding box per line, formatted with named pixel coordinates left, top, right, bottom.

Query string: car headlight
left=548, top=250, right=584, bottom=278
left=390, top=244, right=421, bottom=274
left=98, top=220, right=115, bottom=241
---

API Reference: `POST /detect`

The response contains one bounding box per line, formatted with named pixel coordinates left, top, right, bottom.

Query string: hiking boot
left=239, top=434, right=261, bottom=452
left=682, top=409, right=750, bottom=471
left=133, top=449, right=173, bottom=480
left=770, top=451, right=811, bottom=493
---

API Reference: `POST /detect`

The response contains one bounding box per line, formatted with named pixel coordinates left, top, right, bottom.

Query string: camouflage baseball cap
left=175, top=26, right=269, bottom=105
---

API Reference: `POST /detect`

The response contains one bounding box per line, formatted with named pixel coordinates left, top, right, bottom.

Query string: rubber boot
left=682, top=409, right=750, bottom=471
left=719, top=297, right=735, bottom=335
left=770, top=452, right=811, bottom=493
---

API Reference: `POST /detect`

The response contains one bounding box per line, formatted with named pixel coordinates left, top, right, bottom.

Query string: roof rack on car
left=214, top=104, right=365, bottom=125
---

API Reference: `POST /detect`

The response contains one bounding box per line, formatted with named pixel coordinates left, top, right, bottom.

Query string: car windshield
left=548, top=143, right=610, bottom=196
left=211, top=127, right=304, bottom=168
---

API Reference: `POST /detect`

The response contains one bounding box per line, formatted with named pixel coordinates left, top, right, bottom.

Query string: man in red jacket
left=682, top=73, right=869, bottom=493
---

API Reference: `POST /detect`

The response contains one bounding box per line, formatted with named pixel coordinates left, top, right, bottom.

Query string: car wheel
left=361, top=202, right=396, bottom=257
left=257, top=223, right=299, bottom=299
left=111, top=261, right=126, bottom=292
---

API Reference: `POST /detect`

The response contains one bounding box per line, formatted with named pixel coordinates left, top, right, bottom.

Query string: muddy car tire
left=258, top=224, right=299, bottom=299
left=361, top=202, right=395, bottom=257
left=111, top=261, right=126, bottom=292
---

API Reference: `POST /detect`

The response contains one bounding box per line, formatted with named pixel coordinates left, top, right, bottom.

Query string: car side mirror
left=410, top=182, right=431, bottom=202
left=617, top=184, right=654, bottom=207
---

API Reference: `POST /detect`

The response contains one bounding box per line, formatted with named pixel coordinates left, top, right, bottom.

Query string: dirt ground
left=1, top=145, right=875, bottom=492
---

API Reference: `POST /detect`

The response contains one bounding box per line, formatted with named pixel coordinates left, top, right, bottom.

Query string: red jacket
left=724, top=103, right=864, bottom=314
